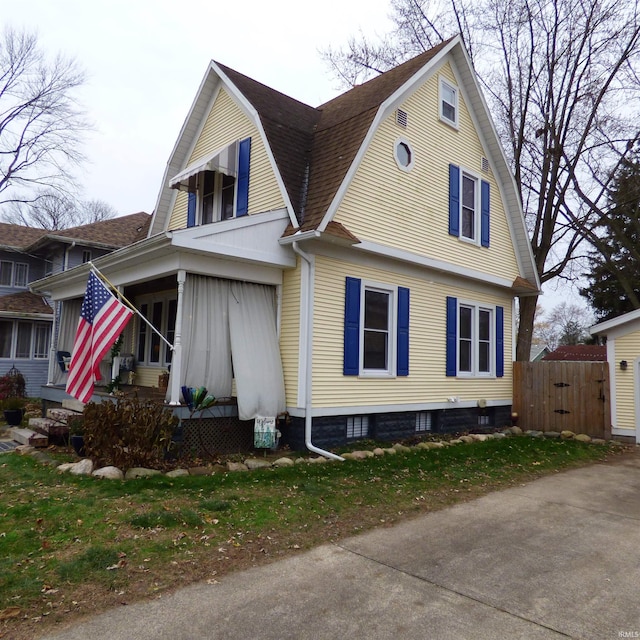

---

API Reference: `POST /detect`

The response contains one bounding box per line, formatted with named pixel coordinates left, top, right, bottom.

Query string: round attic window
left=394, top=138, right=414, bottom=171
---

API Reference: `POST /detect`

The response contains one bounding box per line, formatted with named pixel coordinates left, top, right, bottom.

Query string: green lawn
left=0, top=436, right=623, bottom=639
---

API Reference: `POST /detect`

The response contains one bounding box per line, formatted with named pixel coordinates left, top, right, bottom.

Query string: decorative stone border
left=13, top=426, right=627, bottom=480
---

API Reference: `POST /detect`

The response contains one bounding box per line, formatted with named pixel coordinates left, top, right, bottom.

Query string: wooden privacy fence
left=512, top=361, right=610, bottom=439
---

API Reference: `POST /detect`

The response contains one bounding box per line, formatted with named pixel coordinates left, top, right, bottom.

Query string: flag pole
left=88, top=262, right=174, bottom=351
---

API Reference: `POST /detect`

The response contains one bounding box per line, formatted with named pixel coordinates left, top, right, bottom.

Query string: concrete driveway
left=42, top=452, right=640, bottom=640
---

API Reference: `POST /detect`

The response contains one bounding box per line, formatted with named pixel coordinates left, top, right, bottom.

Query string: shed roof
left=542, top=345, right=606, bottom=362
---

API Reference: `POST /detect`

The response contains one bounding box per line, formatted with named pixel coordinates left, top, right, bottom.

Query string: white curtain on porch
left=179, top=275, right=233, bottom=398
left=228, top=281, right=285, bottom=421
left=178, top=275, right=285, bottom=420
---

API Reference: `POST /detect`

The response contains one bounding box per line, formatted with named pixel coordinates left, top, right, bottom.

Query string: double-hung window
left=449, top=164, right=490, bottom=247
left=446, top=297, right=504, bottom=378
left=0, top=261, right=29, bottom=287
left=170, top=137, right=252, bottom=227
left=0, top=261, right=13, bottom=286
left=440, top=78, right=458, bottom=128
left=344, top=277, right=409, bottom=377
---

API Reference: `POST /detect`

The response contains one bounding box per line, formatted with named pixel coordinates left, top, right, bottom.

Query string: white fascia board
left=316, top=38, right=460, bottom=234
left=449, top=45, right=539, bottom=289
left=355, top=239, right=514, bottom=290
left=590, top=308, right=640, bottom=337
left=150, top=65, right=222, bottom=236
left=0, top=311, right=53, bottom=321
left=285, top=398, right=512, bottom=418
left=211, top=62, right=300, bottom=229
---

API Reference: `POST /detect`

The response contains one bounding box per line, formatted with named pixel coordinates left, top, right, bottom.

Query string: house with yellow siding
left=31, top=36, right=539, bottom=456
left=591, top=312, right=640, bottom=443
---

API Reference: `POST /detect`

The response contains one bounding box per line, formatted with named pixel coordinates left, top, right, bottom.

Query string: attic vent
left=396, top=109, right=408, bottom=128
left=481, top=156, right=489, bottom=173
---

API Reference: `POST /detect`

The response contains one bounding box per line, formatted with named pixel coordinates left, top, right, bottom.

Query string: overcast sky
left=3, top=0, right=392, bottom=215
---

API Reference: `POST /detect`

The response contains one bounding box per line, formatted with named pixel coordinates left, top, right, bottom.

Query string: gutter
left=292, top=240, right=343, bottom=461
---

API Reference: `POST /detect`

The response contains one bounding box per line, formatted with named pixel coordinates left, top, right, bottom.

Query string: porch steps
left=62, top=399, right=85, bottom=413
left=10, top=428, right=48, bottom=448
left=29, top=408, right=82, bottom=442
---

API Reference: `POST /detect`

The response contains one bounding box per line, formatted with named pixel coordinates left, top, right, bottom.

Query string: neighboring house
left=530, top=345, right=551, bottom=361
left=0, top=214, right=150, bottom=395
left=31, top=36, right=539, bottom=453
left=590, top=312, right=640, bottom=443
left=541, top=345, right=606, bottom=362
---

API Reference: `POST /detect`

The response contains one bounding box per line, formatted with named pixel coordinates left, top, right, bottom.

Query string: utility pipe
left=292, top=241, right=343, bottom=461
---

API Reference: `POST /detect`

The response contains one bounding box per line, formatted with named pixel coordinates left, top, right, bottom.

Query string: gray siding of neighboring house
left=0, top=360, right=49, bottom=397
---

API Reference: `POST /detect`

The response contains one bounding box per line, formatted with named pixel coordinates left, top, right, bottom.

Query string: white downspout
left=292, top=241, right=343, bottom=461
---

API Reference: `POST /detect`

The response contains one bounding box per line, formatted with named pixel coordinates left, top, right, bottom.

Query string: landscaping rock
left=227, top=462, right=249, bottom=472
left=373, top=448, right=385, bottom=456
left=392, top=444, right=411, bottom=453
left=31, top=451, right=59, bottom=466
left=543, top=431, right=561, bottom=439
left=591, top=438, right=607, bottom=445
left=166, top=468, right=190, bottom=478
left=125, top=467, right=161, bottom=480
left=351, top=451, right=369, bottom=460
left=307, top=456, right=329, bottom=464
left=69, top=459, right=94, bottom=476
left=383, top=447, right=397, bottom=455
left=273, top=457, right=294, bottom=467
left=470, top=434, right=489, bottom=442
left=459, top=436, right=475, bottom=444
left=188, top=466, right=213, bottom=476
left=449, top=438, right=463, bottom=445
left=575, top=433, right=592, bottom=443
left=560, top=430, right=576, bottom=440
left=525, top=430, right=543, bottom=438
left=492, top=432, right=507, bottom=439
left=244, top=458, right=272, bottom=470
left=510, top=426, right=523, bottom=435
left=93, top=466, right=124, bottom=480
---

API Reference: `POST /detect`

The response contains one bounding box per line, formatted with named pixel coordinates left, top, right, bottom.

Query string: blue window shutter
left=236, top=137, right=251, bottom=217
left=496, top=305, right=504, bottom=377
left=449, top=164, right=460, bottom=237
left=344, top=277, right=361, bottom=376
left=481, top=180, right=490, bottom=247
left=397, top=287, right=410, bottom=376
left=446, top=297, right=457, bottom=377
left=187, top=192, right=196, bottom=228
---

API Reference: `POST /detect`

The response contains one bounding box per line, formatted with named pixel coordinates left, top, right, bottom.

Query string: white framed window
left=0, top=261, right=13, bottom=286
left=14, top=263, right=29, bottom=287
left=461, top=171, right=479, bottom=241
left=393, top=137, right=415, bottom=172
left=360, top=283, right=397, bottom=376
left=458, top=302, right=494, bottom=376
left=440, top=77, right=459, bottom=128
left=0, top=320, right=50, bottom=359
left=347, top=415, right=369, bottom=439
left=416, top=411, right=432, bottom=432
left=136, top=295, right=176, bottom=366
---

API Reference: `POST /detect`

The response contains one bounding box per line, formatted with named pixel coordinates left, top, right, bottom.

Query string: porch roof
left=30, top=209, right=295, bottom=301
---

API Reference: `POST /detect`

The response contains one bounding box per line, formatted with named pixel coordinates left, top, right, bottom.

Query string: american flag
left=66, top=271, right=133, bottom=403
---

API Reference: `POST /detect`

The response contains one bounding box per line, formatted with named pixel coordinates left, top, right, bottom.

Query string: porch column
left=169, top=269, right=186, bottom=405
left=47, top=300, right=59, bottom=385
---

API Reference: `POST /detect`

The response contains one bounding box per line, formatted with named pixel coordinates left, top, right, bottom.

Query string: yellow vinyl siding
left=312, top=255, right=513, bottom=409
left=280, top=259, right=302, bottom=407
left=334, top=61, right=520, bottom=283
left=167, top=87, right=285, bottom=230
left=613, top=335, right=640, bottom=432
left=134, top=366, right=165, bottom=389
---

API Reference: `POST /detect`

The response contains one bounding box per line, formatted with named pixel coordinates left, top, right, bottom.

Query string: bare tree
left=0, top=27, right=88, bottom=209
left=322, top=0, right=640, bottom=360
left=2, top=190, right=117, bottom=229
left=533, top=302, right=593, bottom=351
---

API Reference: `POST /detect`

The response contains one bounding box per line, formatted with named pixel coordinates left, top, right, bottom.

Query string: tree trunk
left=516, top=295, right=539, bottom=361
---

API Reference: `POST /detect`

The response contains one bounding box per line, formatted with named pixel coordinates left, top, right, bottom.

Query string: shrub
left=82, top=395, right=178, bottom=470
left=0, top=370, right=26, bottom=401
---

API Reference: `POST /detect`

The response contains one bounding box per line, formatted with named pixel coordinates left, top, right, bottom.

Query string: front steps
left=18, top=405, right=83, bottom=447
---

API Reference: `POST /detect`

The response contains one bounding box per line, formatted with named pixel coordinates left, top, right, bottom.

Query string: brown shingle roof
left=0, top=291, right=52, bottom=315
left=0, top=223, right=47, bottom=249
left=50, top=212, right=151, bottom=247
left=542, top=345, right=607, bottom=362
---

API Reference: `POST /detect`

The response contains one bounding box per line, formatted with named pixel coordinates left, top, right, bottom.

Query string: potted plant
left=2, top=397, right=25, bottom=426
left=69, top=416, right=86, bottom=457
left=0, top=369, right=27, bottom=427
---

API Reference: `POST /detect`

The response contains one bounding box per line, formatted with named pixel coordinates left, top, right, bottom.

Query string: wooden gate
left=512, top=361, right=610, bottom=438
